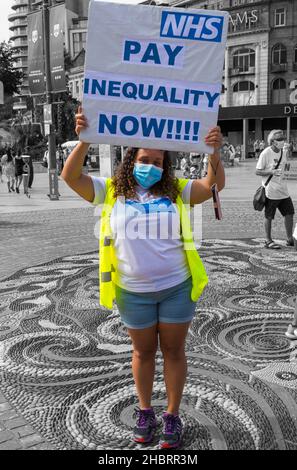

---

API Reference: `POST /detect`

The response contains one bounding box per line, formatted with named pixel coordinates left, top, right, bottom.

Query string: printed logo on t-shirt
left=125, top=197, right=176, bottom=214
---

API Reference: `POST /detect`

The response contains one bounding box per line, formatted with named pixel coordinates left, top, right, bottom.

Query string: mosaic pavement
left=0, top=238, right=297, bottom=450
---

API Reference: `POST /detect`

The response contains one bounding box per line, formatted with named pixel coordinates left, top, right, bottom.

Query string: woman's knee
left=160, top=344, right=186, bottom=360
left=133, top=347, right=158, bottom=361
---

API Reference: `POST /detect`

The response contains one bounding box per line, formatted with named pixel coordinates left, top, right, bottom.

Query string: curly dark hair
left=111, top=147, right=180, bottom=202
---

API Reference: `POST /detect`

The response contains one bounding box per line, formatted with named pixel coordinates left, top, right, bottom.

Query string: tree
left=0, top=41, right=24, bottom=96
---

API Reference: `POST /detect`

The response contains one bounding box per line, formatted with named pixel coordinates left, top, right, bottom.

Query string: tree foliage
left=0, top=41, right=24, bottom=96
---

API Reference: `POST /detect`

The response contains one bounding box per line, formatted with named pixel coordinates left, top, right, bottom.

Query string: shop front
left=218, top=104, right=297, bottom=158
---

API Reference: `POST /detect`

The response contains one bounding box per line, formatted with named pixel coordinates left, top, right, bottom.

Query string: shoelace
left=164, top=414, right=179, bottom=434
left=135, top=408, right=153, bottom=427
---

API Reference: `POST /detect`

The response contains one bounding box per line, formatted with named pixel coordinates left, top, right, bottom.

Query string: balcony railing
left=8, top=11, right=27, bottom=21
left=14, top=60, right=28, bottom=68
left=271, top=63, right=288, bottom=72
left=9, top=19, right=27, bottom=30
left=11, top=39, right=28, bottom=48
left=12, top=0, right=28, bottom=10
left=12, top=50, right=27, bottom=58
left=10, top=29, right=28, bottom=40
left=229, top=66, right=256, bottom=76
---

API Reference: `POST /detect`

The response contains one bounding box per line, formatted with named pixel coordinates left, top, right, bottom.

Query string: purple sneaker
left=160, top=412, right=183, bottom=449
left=133, top=407, right=157, bottom=444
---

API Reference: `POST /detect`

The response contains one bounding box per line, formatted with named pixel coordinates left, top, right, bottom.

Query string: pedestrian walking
left=259, top=140, right=265, bottom=152
left=202, top=153, right=209, bottom=177
left=180, top=154, right=190, bottom=178
left=285, top=298, right=297, bottom=340
left=254, top=139, right=260, bottom=159
left=1, top=148, right=15, bottom=193
left=0, top=158, right=3, bottom=183
left=256, top=129, right=295, bottom=249
left=14, top=150, right=24, bottom=194
left=227, top=142, right=235, bottom=167
left=234, top=145, right=241, bottom=164
left=61, top=107, right=225, bottom=450
left=22, top=156, right=31, bottom=198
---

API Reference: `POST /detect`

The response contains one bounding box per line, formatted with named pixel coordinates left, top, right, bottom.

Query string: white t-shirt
left=256, top=147, right=289, bottom=200
left=91, top=176, right=193, bottom=292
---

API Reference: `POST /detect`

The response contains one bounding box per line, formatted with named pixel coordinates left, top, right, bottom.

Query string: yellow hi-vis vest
left=99, top=177, right=208, bottom=309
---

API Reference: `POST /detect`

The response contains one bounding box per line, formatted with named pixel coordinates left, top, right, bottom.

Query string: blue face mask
left=133, top=163, right=163, bottom=189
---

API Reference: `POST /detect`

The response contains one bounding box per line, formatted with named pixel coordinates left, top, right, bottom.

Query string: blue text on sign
left=160, top=11, right=223, bottom=42
left=98, top=112, right=200, bottom=143
left=123, top=40, right=184, bottom=67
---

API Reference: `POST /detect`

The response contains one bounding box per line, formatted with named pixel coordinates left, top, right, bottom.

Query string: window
left=233, top=81, right=255, bottom=92
left=73, top=32, right=87, bottom=56
left=275, top=8, right=286, bottom=27
left=68, top=81, right=73, bottom=96
left=75, top=80, right=80, bottom=95
left=272, top=44, right=287, bottom=64
left=294, top=45, right=297, bottom=63
left=232, top=81, right=255, bottom=106
left=272, top=78, right=286, bottom=104
left=233, top=48, right=255, bottom=72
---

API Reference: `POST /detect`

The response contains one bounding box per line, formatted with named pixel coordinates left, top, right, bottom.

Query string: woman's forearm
left=205, top=150, right=225, bottom=191
left=61, top=142, right=90, bottom=182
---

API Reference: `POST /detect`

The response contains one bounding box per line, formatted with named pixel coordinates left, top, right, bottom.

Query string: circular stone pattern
left=0, top=244, right=297, bottom=449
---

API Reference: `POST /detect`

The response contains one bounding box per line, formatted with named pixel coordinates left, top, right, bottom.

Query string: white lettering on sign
left=229, top=9, right=258, bottom=30
left=284, top=104, right=297, bottom=115
left=231, top=0, right=258, bottom=6
left=122, top=39, right=184, bottom=68
left=289, top=80, right=297, bottom=105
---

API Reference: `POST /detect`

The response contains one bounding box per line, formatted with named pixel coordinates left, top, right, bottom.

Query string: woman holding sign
left=61, top=108, right=224, bottom=449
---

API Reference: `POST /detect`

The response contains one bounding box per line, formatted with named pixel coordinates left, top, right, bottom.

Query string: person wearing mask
left=256, top=129, right=295, bottom=249
left=61, top=107, right=225, bottom=450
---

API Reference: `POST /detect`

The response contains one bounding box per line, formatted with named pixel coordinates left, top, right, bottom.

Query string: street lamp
left=42, top=0, right=59, bottom=200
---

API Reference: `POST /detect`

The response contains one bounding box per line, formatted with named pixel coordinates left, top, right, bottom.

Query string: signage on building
left=229, top=9, right=258, bottom=30
left=231, top=0, right=259, bottom=6
left=80, top=1, right=228, bottom=153
left=284, top=105, right=297, bottom=116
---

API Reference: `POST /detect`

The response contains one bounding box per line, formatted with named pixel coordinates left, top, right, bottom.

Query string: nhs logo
left=160, top=11, right=224, bottom=43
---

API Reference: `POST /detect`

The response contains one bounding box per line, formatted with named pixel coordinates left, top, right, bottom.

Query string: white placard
left=80, top=1, right=229, bottom=153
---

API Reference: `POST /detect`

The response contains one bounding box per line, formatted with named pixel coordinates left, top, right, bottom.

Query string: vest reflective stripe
left=99, top=178, right=208, bottom=309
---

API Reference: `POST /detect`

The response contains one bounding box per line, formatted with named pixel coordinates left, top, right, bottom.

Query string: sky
left=0, top=0, right=142, bottom=44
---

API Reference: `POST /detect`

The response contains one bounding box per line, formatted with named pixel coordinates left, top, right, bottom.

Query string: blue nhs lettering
left=160, top=11, right=223, bottom=43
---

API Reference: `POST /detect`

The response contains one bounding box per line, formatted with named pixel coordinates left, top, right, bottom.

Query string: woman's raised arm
left=61, top=107, right=95, bottom=203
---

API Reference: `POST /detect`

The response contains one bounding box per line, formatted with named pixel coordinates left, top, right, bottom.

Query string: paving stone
left=11, top=426, right=36, bottom=439
left=19, top=434, right=45, bottom=448
left=0, top=439, right=22, bottom=450
left=5, top=418, right=28, bottom=430
left=0, top=403, right=12, bottom=413
left=0, top=410, right=19, bottom=421
left=0, top=430, right=15, bottom=443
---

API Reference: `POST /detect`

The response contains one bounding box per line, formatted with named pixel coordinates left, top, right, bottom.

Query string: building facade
left=170, top=0, right=297, bottom=157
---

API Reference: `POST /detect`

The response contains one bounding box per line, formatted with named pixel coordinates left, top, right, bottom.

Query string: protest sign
left=80, top=1, right=229, bottom=153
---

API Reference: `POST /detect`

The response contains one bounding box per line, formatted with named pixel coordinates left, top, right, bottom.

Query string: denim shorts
left=115, top=276, right=197, bottom=330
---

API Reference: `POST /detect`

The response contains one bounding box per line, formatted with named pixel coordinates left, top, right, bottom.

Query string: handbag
left=253, top=149, right=283, bottom=211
